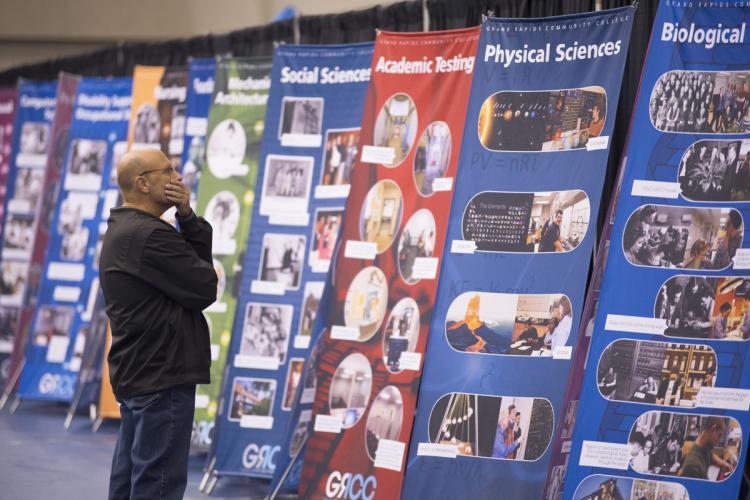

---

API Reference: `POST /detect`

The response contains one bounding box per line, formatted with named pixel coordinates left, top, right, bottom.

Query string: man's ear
left=135, top=176, right=150, bottom=194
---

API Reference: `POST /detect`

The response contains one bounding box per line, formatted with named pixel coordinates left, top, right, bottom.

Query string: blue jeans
left=108, top=384, right=196, bottom=500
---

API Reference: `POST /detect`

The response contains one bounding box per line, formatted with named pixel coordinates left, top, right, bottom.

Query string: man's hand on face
left=164, top=181, right=192, bottom=218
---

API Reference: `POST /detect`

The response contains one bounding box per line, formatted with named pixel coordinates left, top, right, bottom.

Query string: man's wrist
left=176, top=206, right=194, bottom=220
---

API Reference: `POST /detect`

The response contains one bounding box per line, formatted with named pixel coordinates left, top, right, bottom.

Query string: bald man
left=99, top=149, right=217, bottom=500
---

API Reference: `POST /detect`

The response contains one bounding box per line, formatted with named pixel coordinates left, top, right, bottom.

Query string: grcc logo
left=325, top=471, right=377, bottom=500
left=242, top=443, right=279, bottom=471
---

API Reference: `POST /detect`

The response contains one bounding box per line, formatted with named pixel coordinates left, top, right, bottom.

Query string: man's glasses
left=139, top=166, right=177, bottom=177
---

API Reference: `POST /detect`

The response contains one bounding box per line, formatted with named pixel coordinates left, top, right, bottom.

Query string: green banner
left=192, top=57, right=272, bottom=448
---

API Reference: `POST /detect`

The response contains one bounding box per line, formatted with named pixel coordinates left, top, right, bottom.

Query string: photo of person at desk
left=527, top=190, right=590, bottom=253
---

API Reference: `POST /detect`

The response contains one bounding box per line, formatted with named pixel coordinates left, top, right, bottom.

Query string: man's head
left=553, top=210, right=563, bottom=224
left=720, top=302, right=732, bottom=317
left=116, top=149, right=181, bottom=213
left=702, top=416, right=726, bottom=447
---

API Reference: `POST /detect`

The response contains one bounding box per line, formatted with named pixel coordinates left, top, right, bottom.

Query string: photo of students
left=3, top=213, right=34, bottom=256
left=228, top=377, right=276, bottom=421
left=309, top=208, right=342, bottom=272
left=18, top=122, right=49, bottom=157
left=445, top=291, right=571, bottom=356
left=649, top=70, right=750, bottom=134
left=133, top=103, right=161, bottom=144
left=656, top=275, right=750, bottom=340
left=397, top=208, right=435, bottom=283
left=462, top=190, right=590, bottom=253
left=259, top=155, right=314, bottom=216
left=372, top=93, right=418, bottom=166
left=572, top=475, right=688, bottom=500
left=343, top=266, right=388, bottom=341
left=597, top=339, right=716, bottom=407
left=9, top=167, right=44, bottom=212
left=297, top=281, right=324, bottom=339
left=365, top=386, right=403, bottom=460
left=281, top=359, right=304, bottom=410
left=64, top=138, right=106, bottom=191
left=258, top=233, right=305, bottom=291
left=32, top=305, right=74, bottom=346
left=678, top=139, right=750, bottom=202
left=358, top=179, right=403, bottom=253
left=622, top=204, right=743, bottom=269
left=382, top=297, right=420, bottom=373
left=0, top=261, right=28, bottom=306
left=413, top=121, right=451, bottom=196
left=279, top=97, right=324, bottom=139
left=628, top=410, right=739, bottom=482
left=428, top=393, right=552, bottom=461
left=478, top=87, right=606, bottom=152
left=328, top=353, right=372, bottom=429
left=204, top=190, right=240, bottom=242
left=238, top=302, right=293, bottom=364
left=320, top=128, right=359, bottom=188
left=207, top=119, right=247, bottom=177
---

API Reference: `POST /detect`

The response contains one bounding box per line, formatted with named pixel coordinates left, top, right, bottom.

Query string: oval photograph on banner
left=597, top=339, right=717, bottom=408
left=678, top=138, right=750, bottom=202
left=461, top=189, right=590, bottom=253
left=413, top=121, right=451, bottom=196
left=622, top=204, right=743, bottom=270
left=382, top=297, right=420, bottom=373
left=655, top=275, right=750, bottom=341
left=207, top=118, right=247, bottom=179
left=372, top=92, right=418, bottom=167
left=572, top=474, right=689, bottom=500
left=358, top=179, right=404, bottom=254
left=427, top=392, right=553, bottom=461
left=365, top=385, right=404, bottom=460
left=649, top=70, right=750, bottom=134
left=329, top=352, right=373, bottom=429
left=343, top=266, right=388, bottom=341
left=478, top=86, right=607, bottom=152
left=397, top=208, right=436, bottom=284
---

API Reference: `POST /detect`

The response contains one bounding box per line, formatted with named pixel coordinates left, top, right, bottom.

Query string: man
left=710, top=302, right=731, bottom=339
left=712, top=210, right=742, bottom=269
left=679, top=416, right=734, bottom=479
left=539, top=210, right=564, bottom=252
left=100, top=149, right=218, bottom=499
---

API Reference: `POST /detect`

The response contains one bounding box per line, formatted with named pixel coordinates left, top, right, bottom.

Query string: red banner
left=300, top=27, right=479, bottom=499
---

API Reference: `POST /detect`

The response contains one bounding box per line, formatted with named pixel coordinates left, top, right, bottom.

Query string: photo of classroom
left=597, top=339, right=716, bottom=408
left=478, top=87, right=606, bottom=152
left=413, top=121, right=451, bottom=196
left=358, top=179, right=403, bottom=253
left=623, top=205, right=743, bottom=269
left=365, top=385, right=404, bottom=460
left=328, top=353, right=372, bottom=429
left=655, top=275, right=750, bottom=340
left=372, top=93, right=418, bottom=166
left=572, top=475, right=688, bottom=500
left=526, top=191, right=589, bottom=253
left=382, top=297, right=420, bottom=373
left=629, top=410, right=740, bottom=481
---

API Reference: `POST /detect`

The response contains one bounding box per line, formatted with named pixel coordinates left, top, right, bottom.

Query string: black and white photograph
left=109, top=141, right=128, bottom=186
left=167, top=104, right=186, bottom=157
left=365, top=385, right=404, bottom=460
left=228, top=377, right=276, bottom=421
left=213, top=258, right=226, bottom=304
left=281, top=358, right=304, bottom=410
left=320, top=128, right=359, bottom=187
left=359, top=179, right=403, bottom=254
left=649, top=70, right=750, bottom=134
left=204, top=190, right=240, bottom=242
left=572, top=475, right=688, bottom=500
left=279, top=97, right=324, bottom=139
left=655, top=276, right=750, bottom=340
left=382, top=298, right=420, bottom=373
left=133, top=103, right=161, bottom=144
left=58, top=193, right=97, bottom=262
left=258, top=233, right=306, bottom=291
left=597, top=339, right=716, bottom=407
left=478, top=87, right=606, bottom=152
left=0, top=261, right=28, bottom=306
left=207, top=118, right=247, bottom=179
left=343, top=266, right=388, bottom=341
left=259, top=155, right=314, bottom=216
left=623, top=205, right=743, bottom=269
left=413, top=121, right=451, bottom=196
left=9, top=167, right=44, bottom=212
left=239, top=302, right=293, bottom=364
left=629, top=410, right=740, bottom=481
left=678, top=139, right=750, bottom=202
left=298, top=281, right=325, bottom=339
left=309, top=208, right=342, bottom=272
left=19, top=122, right=50, bottom=156
left=397, top=208, right=436, bottom=283
left=0, top=307, right=19, bottom=352
left=329, top=353, right=372, bottom=429
left=32, top=305, right=74, bottom=346
left=289, top=410, right=312, bottom=457
left=373, top=93, right=418, bottom=166
left=2, top=213, right=35, bottom=257
left=64, top=139, right=107, bottom=191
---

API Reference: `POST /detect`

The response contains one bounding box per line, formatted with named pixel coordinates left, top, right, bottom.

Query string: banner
left=191, top=57, right=272, bottom=449
left=0, top=79, right=58, bottom=394
left=181, top=58, right=216, bottom=208
left=401, top=8, right=635, bottom=500
left=16, top=76, right=132, bottom=402
left=565, top=3, right=750, bottom=499
left=299, top=28, right=479, bottom=499
left=0, top=85, right=17, bottom=388
left=209, top=42, right=373, bottom=481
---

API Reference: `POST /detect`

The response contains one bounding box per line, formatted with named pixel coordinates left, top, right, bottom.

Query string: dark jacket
left=99, top=207, right=217, bottom=398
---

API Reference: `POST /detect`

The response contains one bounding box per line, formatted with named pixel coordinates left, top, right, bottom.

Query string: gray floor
left=0, top=400, right=272, bottom=500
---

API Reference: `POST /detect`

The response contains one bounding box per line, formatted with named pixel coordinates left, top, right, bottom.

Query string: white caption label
left=411, top=257, right=439, bottom=280
left=451, top=240, right=477, bottom=254
left=212, top=239, right=237, bottom=256
left=398, top=351, right=422, bottom=371
left=210, top=344, right=220, bottom=361
left=697, top=387, right=750, bottom=411
left=47, top=262, right=86, bottom=282
left=733, top=249, right=750, bottom=270
left=186, top=117, right=208, bottom=137
left=553, top=345, right=573, bottom=360
left=251, top=280, right=286, bottom=296
left=301, top=387, right=316, bottom=404
left=315, top=184, right=351, bottom=199
left=240, top=415, right=274, bottom=429
left=330, top=325, right=360, bottom=341
left=431, top=177, right=453, bottom=192
left=195, top=394, right=210, bottom=408
left=579, top=441, right=631, bottom=470
left=269, top=212, right=310, bottom=227
left=562, top=440, right=573, bottom=454
left=605, top=314, right=667, bottom=335
left=631, top=180, right=681, bottom=199
left=16, top=153, right=46, bottom=168
left=205, top=301, right=227, bottom=313
left=314, top=414, right=342, bottom=434
left=46, top=336, right=70, bottom=363
left=281, top=133, right=322, bottom=148
left=234, top=354, right=280, bottom=371
left=53, top=286, right=81, bottom=303
left=361, top=145, right=395, bottom=165
left=586, top=136, right=609, bottom=151
left=293, top=336, right=311, bottom=349
left=374, top=439, right=406, bottom=472
left=345, top=240, right=377, bottom=260
left=416, top=442, right=459, bottom=458
left=311, top=260, right=330, bottom=274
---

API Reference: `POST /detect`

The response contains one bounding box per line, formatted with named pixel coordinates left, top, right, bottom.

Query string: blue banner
left=565, top=3, right=750, bottom=499
left=401, top=8, right=634, bottom=500
left=210, top=42, right=373, bottom=480
left=16, top=76, right=132, bottom=402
